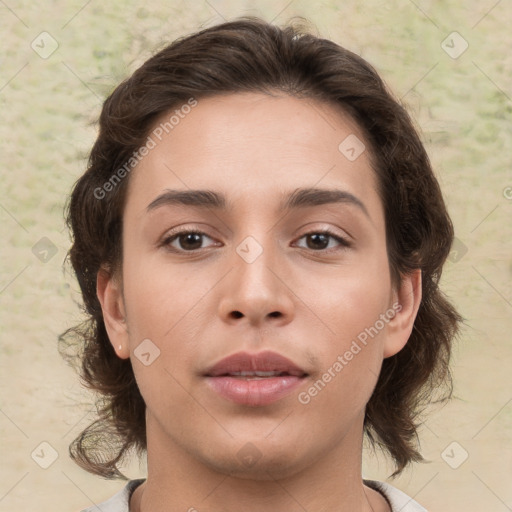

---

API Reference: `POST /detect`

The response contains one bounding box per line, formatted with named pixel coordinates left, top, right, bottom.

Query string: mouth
left=204, top=350, right=308, bottom=377
left=216, top=370, right=304, bottom=380
left=203, top=351, right=308, bottom=406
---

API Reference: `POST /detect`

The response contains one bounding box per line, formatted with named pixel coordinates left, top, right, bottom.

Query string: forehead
left=124, top=92, right=382, bottom=221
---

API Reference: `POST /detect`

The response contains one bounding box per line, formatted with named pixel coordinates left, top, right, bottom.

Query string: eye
left=294, top=230, right=351, bottom=251
left=160, top=230, right=219, bottom=252
left=160, top=228, right=350, bottom=254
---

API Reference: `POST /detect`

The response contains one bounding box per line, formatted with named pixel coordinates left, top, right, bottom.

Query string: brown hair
left=59, top=16, right=462, bottom=479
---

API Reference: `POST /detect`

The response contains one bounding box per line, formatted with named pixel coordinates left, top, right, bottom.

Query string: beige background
left=1, top=1, right=511, bottom=511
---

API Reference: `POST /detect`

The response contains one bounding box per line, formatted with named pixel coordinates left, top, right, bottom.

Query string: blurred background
left=1, top=1, right=511, bottom=511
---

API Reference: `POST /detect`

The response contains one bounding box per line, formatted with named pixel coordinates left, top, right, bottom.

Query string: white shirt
left=79, top=478, right=428, bottom=511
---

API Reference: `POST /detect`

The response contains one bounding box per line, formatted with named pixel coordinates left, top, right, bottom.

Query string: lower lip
left=204, top=375, right=305, bottom=406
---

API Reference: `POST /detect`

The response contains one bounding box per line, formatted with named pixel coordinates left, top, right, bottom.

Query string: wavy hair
left=59, top=16, right=462, bottom=479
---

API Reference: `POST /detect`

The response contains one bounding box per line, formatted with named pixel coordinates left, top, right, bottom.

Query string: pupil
left=308, top=233, right=328, bottom=249
left=181, top=233, right=202, bottom=250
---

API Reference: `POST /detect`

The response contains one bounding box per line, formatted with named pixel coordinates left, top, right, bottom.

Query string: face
left=98, top=92, right=419, bottom=480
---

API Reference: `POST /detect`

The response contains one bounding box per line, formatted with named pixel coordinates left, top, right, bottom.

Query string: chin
left=197, top=439, right=313, bottom=481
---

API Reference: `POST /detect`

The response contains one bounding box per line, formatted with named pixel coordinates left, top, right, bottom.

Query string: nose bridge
left=218, top=230, right=294, bottom=326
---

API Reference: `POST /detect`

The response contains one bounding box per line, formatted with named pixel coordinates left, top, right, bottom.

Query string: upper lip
left=204, top=350, right=308, bottom=377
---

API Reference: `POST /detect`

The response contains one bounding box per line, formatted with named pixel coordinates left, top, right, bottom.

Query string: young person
left=61, top=16, right=461, bottom=512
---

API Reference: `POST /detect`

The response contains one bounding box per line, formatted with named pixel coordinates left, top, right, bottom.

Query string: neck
left=132, top=411, right=387, bottom=512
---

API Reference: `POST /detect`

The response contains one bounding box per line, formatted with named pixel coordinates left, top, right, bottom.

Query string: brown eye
left=305, top=233, right=329, bottom=250
left=295, top=230, right=350, bottom=251
left=161, top=231, right=217, bottom=252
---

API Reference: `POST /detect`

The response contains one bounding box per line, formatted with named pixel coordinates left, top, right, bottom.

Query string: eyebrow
left=146, top=187, right=370, bottom=218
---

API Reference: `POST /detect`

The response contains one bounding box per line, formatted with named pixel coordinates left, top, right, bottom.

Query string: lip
left=203, top=350, right=308, bottom=406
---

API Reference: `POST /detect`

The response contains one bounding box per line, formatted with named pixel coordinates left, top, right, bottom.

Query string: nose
left=217, top=236, right=295, bottom=328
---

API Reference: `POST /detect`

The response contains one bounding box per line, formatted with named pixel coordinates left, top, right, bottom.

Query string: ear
left=96, top=267, right=130, bottom=359
left=383, top=268, right=422, bottom=358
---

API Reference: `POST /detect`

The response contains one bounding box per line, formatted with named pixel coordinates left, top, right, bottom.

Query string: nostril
left=228, top=310, right=281, bottom=319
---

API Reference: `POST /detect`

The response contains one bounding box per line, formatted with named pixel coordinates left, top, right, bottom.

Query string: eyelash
left=159, top=228, right=351, bottom=254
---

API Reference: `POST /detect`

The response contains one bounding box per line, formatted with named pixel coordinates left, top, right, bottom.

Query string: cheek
left=314, top=257, right=392, bottom=345
left=121, top=247, right=207, bottom=340
left=121, top=252, right=213, bottom=395
left=304, top=253, right=392, bottom=397
left=298, top=296, right=387, bottom=422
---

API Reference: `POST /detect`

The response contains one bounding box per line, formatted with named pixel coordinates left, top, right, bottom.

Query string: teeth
left=228, top=371, right=285, bottom=377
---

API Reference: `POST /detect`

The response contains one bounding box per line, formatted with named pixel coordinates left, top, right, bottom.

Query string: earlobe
left=96, top=267, right=130, bottom=359
left=383, top=269, right=422, bottom=358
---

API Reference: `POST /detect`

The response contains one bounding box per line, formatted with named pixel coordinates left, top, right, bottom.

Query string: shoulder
left=79, top=479, right=146, bottom=512
left=364, top=479, right=428, bottom=512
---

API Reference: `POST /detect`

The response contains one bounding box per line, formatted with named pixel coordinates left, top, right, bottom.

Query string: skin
left=97, top=92, right=422, bottom=512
